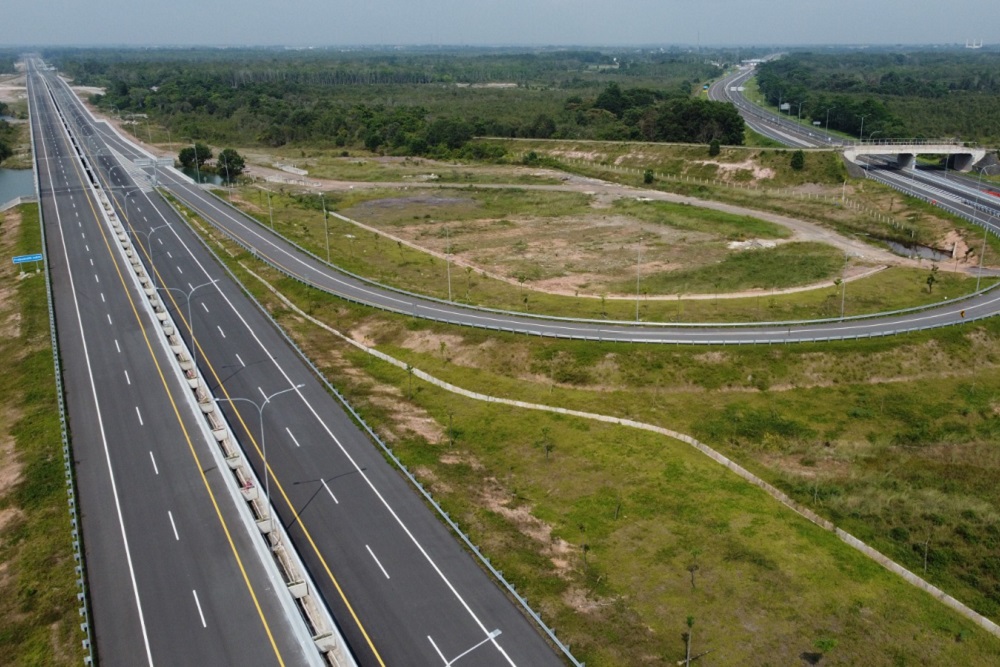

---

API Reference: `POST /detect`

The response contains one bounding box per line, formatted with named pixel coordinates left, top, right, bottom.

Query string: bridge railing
left=847, top=138, right=975, bottom=148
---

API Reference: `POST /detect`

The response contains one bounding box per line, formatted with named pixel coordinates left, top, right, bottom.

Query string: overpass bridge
left=843, top=139, right=987, bottom=171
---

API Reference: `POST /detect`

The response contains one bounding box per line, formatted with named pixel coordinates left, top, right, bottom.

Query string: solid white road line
left=36, top=86, right=155, bottom=665
left=427, top=635, right=448, bottom=665
left=192, top=590, right=207, bottom=628
left=365, top=545, right=390, bottom=579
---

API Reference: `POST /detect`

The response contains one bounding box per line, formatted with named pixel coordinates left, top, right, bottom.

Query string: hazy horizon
left=2, top=1, right=997, bottom=49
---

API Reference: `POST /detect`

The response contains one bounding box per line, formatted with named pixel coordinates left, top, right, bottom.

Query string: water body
left=885, top=240, right=952, bottom=262
left=0, top=168, right=35, bottom=204
left=179, top=167, right=226, bottom=186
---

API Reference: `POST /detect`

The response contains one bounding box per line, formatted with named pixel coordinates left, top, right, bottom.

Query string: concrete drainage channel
left=48, top=83, right=356, bottom=667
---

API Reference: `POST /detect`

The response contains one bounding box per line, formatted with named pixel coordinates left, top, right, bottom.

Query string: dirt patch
left=366, top=390, right=444, bottom=445
left=399, top=330, right=467, bottom=360
left=760, top=452, right=852, bottom=479
left=562, top=585, right=609, bottom=614
left=354, top=196, right=473, bottom=210
left=478, top=475, right=576, bottom=577
left=694, top=159, right=776, bottom=182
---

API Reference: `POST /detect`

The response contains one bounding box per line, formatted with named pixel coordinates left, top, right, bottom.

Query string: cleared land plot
left=228, top=183, right=988, bottom=322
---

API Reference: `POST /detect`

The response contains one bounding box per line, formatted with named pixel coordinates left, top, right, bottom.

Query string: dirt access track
left=73, top=88, right=962, bottom=301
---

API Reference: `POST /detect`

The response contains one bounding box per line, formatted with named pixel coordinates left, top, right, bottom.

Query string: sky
left=2, top=1, right=998, bottom=47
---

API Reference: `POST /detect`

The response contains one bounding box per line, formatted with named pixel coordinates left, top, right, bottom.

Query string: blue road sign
left=12, top=253, right=43, bottom=264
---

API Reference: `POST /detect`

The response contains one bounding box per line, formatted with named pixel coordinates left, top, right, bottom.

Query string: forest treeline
left=756, top=51, right=1000, bottom=143
left=0, top=103, right=15, bottom=164
left=46, top=48, right=746, bottom=155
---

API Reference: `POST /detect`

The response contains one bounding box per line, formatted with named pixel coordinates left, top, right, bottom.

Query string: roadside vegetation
left=48, top=47, right=750, bottom=155
left=45, top=45, right=1000, bottom=664
left=0, top=205, right=83, bottom=665
left=755, top=49, right=1000, bottom=143
left=174, top=196, right=1000, bottom=665
left=0, top=99, right=33, bottom=170
left=222, top=179, right=989, bottom=323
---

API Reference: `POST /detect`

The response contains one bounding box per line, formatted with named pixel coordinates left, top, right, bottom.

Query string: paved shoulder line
left=243, top=262, right=1000, bottom=641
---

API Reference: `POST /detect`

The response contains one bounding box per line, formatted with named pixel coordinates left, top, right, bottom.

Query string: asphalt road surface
left=29, top=62, right=318, bottom=666
left=35, top=62, right=567, bottom=667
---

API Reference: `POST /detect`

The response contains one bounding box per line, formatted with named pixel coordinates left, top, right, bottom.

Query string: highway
left=35, top=65, right=999, bottom=348
left=34, top=62, right=567, bottom=667
left=708, top=64, right=1000, bottom=233
left=34, top=52, right=1000, bottom=665
left=28, top=63, right=318, bottom=666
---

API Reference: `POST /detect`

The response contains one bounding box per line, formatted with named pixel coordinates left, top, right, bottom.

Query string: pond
left=179, top=167, right=227, bottom=186
left=0, top=168, right=35, bottom=204
left=885, top=240, right=952, bottom=262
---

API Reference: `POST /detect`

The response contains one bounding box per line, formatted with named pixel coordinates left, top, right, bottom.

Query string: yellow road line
left=146, top=198, right=387, bottom=666
left=45, top=87, right=288, bottom=667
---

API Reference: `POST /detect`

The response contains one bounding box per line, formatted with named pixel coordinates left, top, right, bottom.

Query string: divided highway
left=29, top=63, right=317, bottom=666
left=39, top=65, right=1000, bottom=347
left=34, top=63, right=566, bottom=667
left=34, top=53, right=1000, bottom=666
left=709, top=65, right=1000, bottom=235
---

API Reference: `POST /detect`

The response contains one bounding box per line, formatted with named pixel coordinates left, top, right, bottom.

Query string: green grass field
left=227, top=184, right=990, bottom=323
left=179, top=204, right=1000, bottom=665
left=0, top=205, right=82, bottom=665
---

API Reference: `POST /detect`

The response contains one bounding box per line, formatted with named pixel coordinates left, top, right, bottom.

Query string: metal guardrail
left=168, top=195, right=588, bottom=667
left=173, top=185, right=1000, bottom=338
left=28, top=71, right=96, bottom=666
left=177, top=182, right=999, bottom=348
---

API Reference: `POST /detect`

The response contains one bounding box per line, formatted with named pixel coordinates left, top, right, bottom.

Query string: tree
left=178, top=142, right=212, bottom=169
left=217, top=148, right=246, bottom=180
left=926, top=264, right=939, bottom=293
left=643, top=169, right=655, bottom=184
left=708, top=139, right=720, bottom=157
left=790, top=149, right=805, bottom=170
left=528, top=114, right=556, bottom=139
left=0, top=139, right=11, bottom=164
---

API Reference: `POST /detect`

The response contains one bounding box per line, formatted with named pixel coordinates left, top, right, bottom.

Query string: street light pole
left=635, top=237, right=642, bottom=322
left=824, top=107, right=835, bottom=143
left=183, top=137, right=201, bottom=184
left=126, top=218, right=172, bottom=288
left=267, top=191, right=275, bottom=230
left=446, top=225, right=452, bottom=302
left=974, top=167, right=988, bottom=291
left=321, top=192, right=330, bottom=263
left=157, top=278, right=220, bottom=371
left=857, top=114, right=869, bottom=143
left=215, top=384, right=304, bottom=523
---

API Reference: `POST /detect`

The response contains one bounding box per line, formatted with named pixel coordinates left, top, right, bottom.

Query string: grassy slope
left=183, top=203, right=1000, bottom=666
left=0, top=205, right=82, bottom=665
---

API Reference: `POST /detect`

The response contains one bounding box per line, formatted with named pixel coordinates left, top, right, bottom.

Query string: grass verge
left=226, top=184, right=991, bottom=323
left=0, top=204, right=83, bottom=665
left=176, top=196, right=1000, bottom=666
